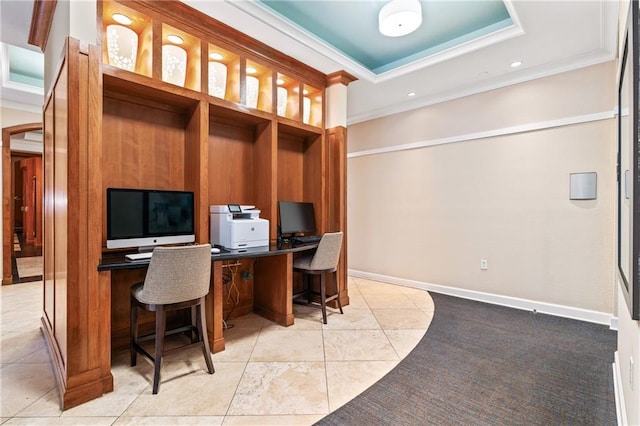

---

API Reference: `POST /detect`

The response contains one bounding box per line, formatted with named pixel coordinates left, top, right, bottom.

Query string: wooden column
left=325, top=71, right=357, bottom=307
left=41, top=38, right=108, bottom=410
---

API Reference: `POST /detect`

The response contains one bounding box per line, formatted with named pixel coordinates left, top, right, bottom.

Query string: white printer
left=210, top=204, right=269, bottom=249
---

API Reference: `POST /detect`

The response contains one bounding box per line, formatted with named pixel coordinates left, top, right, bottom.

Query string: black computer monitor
left=278, top=201, right=316, bottom=237
left=106, top=188, right=195, bottom=250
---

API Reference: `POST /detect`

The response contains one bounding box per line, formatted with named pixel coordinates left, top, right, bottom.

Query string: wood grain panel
left=87, top=43, right=107, bottom=389
left=43, top=99, right=55, bottom=323
left=110, top=270, right=193, bottom=351
left=253, top=254, right=293, bottom=326
left=53, top=55, right=69, bottom=368
left=98, top=272, right=115, bottom=393
left=1, top=139, right=9, bottom=284
left=208, top=120, right=255, bottom=205
left=28, top=0, right=57, bottom=51
left=326, top=127, right=348, bottom=307
left=252, top=122, right=276, bottom=237
left=222, top=258, right=255, bottom=320
left=35, top=157, right=43, bottom=247
left=22, top=159, right=35, bottom=244
left=303, top=134, right=324, bottom=234
left=102, top=97, right=187, bottom=242
left=185, top=101, right=209, bottom=243
left=277, top=133, right=304, bottom=202
left=110, top=268, right=148, bottom=348
left=66, top=39, right=89, bottom=375
left=209, top=260, right=225, bottom=353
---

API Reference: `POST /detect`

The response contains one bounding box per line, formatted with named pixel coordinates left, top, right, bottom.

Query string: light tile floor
left=1, top=276, right=434, bottom=425
left=15, top=256, right=43, bottom=279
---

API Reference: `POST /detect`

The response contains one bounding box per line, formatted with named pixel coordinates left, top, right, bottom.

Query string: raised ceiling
left=0, top=1, right=620, bottom=125
left=257, top=0, right=513, bottom=75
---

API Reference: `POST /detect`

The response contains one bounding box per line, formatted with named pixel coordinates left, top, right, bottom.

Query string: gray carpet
left=317, top=292, right=617, bottom=425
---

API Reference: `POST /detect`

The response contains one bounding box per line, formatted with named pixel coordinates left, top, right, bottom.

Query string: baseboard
left=613, top=351, right=628, bottom=426
left=348, top=269, right=614, bottom=326
left=41, top=317, right=110, bottom=410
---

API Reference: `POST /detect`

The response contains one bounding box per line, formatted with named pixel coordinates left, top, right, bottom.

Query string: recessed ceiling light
left=407, top=92, right=416, bottom=97
left=112, top=13, right=132, bottom=26
left=303, top=89, right=309, bottom=95
left=511, top=61, right=522, bottom=68
left=167, top=34, right=183, bottom=45
left=276, top=78, right=285, bottom=85
left=209, top=52, right=223, bottom=61
left=246, top=67, right=257, bottom=74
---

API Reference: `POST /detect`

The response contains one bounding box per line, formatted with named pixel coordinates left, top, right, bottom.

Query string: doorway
left=11, top=153, right=43, bottom=283
left=2, top=122, right=43, bottom=285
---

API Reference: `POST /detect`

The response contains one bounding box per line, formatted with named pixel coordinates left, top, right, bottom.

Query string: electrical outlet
left=480, top=259, right=488, bottom=270
left=630, top=357, right=634, bottom=390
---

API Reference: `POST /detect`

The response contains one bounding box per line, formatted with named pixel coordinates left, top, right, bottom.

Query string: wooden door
left=13, top=161, right=24, bottom=231
left=21, top=160, right=32, bottom=243
left=18, top=157, right=43, bottom=246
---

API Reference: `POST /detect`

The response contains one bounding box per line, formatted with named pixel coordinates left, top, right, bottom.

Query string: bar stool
left=130, top=244, right=215, bottom=394
left=293, top=232, right=344, bottom=324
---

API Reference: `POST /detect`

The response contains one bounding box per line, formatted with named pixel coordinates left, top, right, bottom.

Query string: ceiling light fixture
left=511, top=61, right=522, bottom=68
left=167, top=34, right=183, bottom=45
left=112, top=13, right=132, bottom=26
left=407, top=92, right=416, bottom=97
left=379, top=0, right=422, bottom=37
left=209, top=52, right=223, bottom=61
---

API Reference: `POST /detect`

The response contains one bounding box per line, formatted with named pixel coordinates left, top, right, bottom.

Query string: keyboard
left=126, top=247, right=220, bottom=261
left=293, top=235, right=321, bottom=244
left=125, top=252, right=153, bottom=261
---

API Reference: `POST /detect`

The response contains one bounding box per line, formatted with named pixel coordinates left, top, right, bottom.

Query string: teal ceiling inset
left=258, top=0, right=512, bottom=75
left=8, top=45, right=44, bottom=88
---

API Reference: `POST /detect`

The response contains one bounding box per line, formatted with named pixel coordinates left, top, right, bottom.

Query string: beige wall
left=45, top=0, right=96, bottom=92
left=0, top=107, right=41, bottom=131
left=348, top=61, right=616, bottom=316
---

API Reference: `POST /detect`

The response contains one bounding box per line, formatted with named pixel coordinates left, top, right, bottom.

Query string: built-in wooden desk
left=98, top=242, right=318, bottom=359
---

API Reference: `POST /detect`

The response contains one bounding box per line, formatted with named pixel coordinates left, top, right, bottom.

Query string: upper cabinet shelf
left=102, top=1, right=153, bottom=78
left=100, top=0, right=326, bottom=129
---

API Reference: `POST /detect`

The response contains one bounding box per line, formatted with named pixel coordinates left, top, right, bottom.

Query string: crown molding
left=28, top=0, right=57, bottom=51
left=348, top=51, right=615, bottom=125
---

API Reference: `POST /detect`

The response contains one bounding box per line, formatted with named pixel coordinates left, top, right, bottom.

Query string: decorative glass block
left=303, top=96, right=311, bottom=124
left=208, top=61, right=227, bottom=99
left=246, top=76, right=259, bottom=109
left=162, top=44, right=187, bottom=87
left=106, top=24, right=138, bottom=71
left=277, top=87, right=288, bottom=116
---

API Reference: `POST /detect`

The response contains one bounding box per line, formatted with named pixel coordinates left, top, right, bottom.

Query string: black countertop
left=98, top=242, right=318, bottom=271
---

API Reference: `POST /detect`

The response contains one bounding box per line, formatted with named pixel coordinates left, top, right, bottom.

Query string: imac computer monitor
left=106, top=188, right=195, bottom=249
left=278, top=201, right=316, bottom=236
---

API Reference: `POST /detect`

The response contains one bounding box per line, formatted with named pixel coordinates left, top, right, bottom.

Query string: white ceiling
left=0, top=1, right=620, bottom=125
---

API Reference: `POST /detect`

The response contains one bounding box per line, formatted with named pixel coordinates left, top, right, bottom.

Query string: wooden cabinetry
left=42, top=0, right=352, bottom=409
